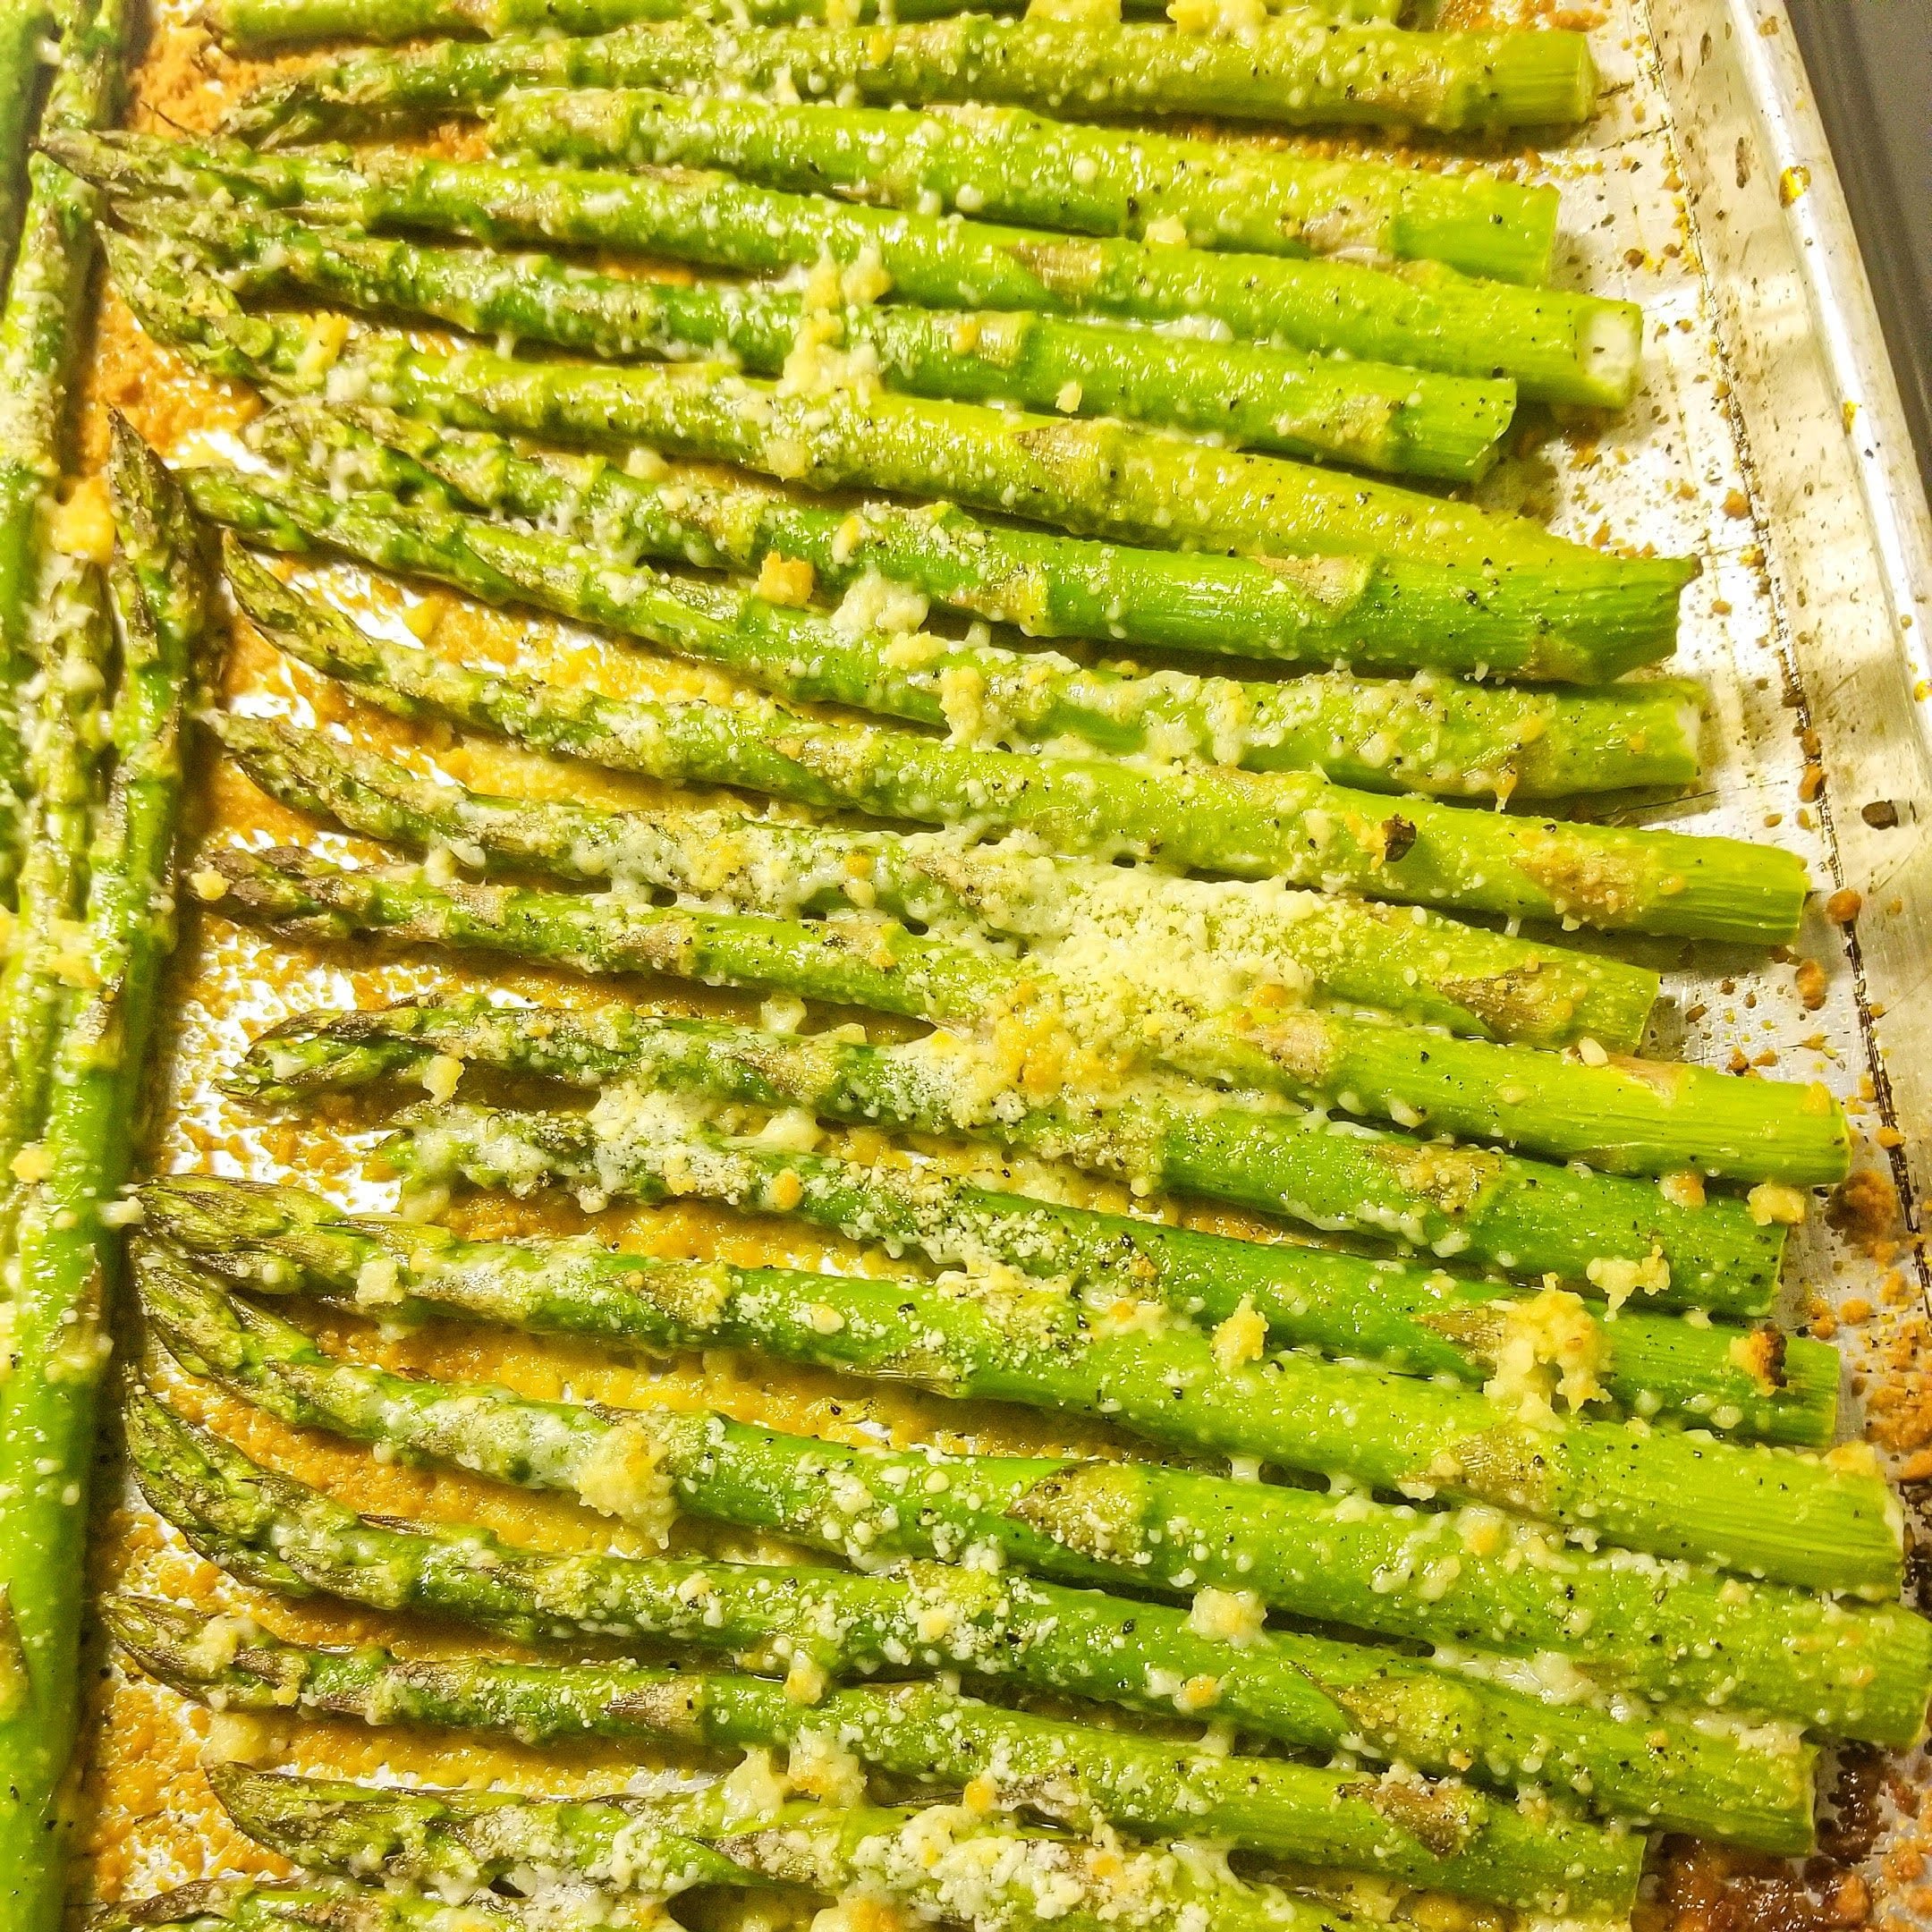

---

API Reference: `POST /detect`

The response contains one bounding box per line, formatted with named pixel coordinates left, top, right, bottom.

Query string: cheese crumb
left=1187, top=1587, right=1267, bottom=1648
left=353, top=1256, right=403, bottom=1306
left=419, top=1054, right=464, bottom=1104
left=784, top=1655, right=829, bottom=1704
left=1484, top=1287, right=1606, bottom=1421
left=1166, top=0, right=1263, bottom=34
left=756, top=553, right=817, bottom=607
left=1584, top=1247, right=1671, bottom=1311
left=1748, top=1182, right=1809, bottom=1226
left=574, top=1418, right=675, bottom=1544
left=48, top=477, right=114, bottom=563
left=1210, top=1296, right=1267, bottom=1373
left=721, top=1746, right=792, bottom=1821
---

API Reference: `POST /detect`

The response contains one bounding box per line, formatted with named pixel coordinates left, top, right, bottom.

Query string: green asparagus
left=208, top=707, right=1665, bottom=1053
left=0, top=0, right=126, bottom=902
left=197, top=834, right=1839, bottom=1273
left=87, top=1880, right=535, bottom=1932
left=122, top=1394, right=1642, bottom=1915
left=220, top=15, right=1601, bottom=141
left=485, top=89, right=1560, bottom=285
left=205, top=716, right=1847, bottom=1185
left=0, top=417, right=203, bottom=1932
left=108, top=1592, right=1819, bottom=1850
left=130, top=1251, right=1834, bottom=1847
left=243, top=397, right=1656, bottom=684
left=194, top=471, right=1703, bottom=801
left=199, top=971, right=1839, bottom=1439
left=207, top=1766, right=1390, bottom=1932
left=105, top=234, right=1696, bottom=681
left=128, top=198, right=1516, bottom=481
left=216, top=545, right=1801, bottom=944
left=123, top=1380, right=1931, bottom=1750
left=206, top=0, right=1402, bottom=50
left=85, top=131, right=1636, bottom=411
left=228, top=999, right=1798, bottom=1311
left=0, top=554, right=110, bottom=1181
left=139, top=1225, right=1886, bottom=1597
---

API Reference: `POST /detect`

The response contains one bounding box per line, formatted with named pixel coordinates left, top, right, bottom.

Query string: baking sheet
left=64, top=0, right=1932, bottom=1920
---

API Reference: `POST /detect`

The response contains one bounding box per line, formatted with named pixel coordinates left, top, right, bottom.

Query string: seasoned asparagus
left=105, top=233, right=1694, bottom=680
left=128, top=197, right=1517, bottom=481
left=0, top=0, right=126, bottom=901
left=243, top=397, right=1657, bottom=684
left=87, top=1880, right=534, bottom=1932
left=207, top=716, right=1845, bottom=1185
left=0, top=555, right=111, bottom=1180
left=0, top=418, right=203, bottom=1932
left=195, top=473, right=1703, bottom=801
left=220, top=15, right=1601, bottom=142
left=206, top=0, right=1403, bottom=49
left=209, top=708, right=1662, bottom=1052
left=130, top=1250, right=1833, bottom=1847
left=207, top=1766, right=1396, bottom=1932
left=108, top=1593, right=1818, bottom=1850
left=485, top=89, right=1560, bottom=285
left=199, top=957, right=1835, bottom=1439
left=227, top=999, right=1797, bottom=1311
left=82, top=131, right=1636, bottom=410
left=123, top=1394, right=1643, bottom=1915
left=138, top=1229, right=1887, bottom=1594
left=216, top=546, right=1801, bottom=944
left=123, top=1380, right=1931, bottom=1749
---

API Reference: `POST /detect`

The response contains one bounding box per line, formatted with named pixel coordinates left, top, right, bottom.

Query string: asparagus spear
left=105, top=237, right=1692, bottom=679
left=208, top=705, right=1665, bottom=1052
left=109, top=1593, right=1818, bottom=1852
left=87, top=1880, right=534, bottom=1932
left=80, top=131, right=1636, bottom=412
left=127, top=199, right=1515, bottom=482
left=219, top=15, right=1601, bottom=143
left=206, top=0, right=1404, bottom=50
left=0, top=555, right=111, bottom=1180
left=194, top=471, right=1702, bottom=802
left=0, top=418, right=204, bottom=1932
left=207, top=1767, right=1393, bottom=1932
left=485, top=89, right=1559, bottom=285
left=215, top=544, right=1800, bottom=944
left=122, top=1397, right=1641, bottom=1915
left=206, top=716, right=1846, bottom=1186
left=129, top=1254, right=1831, bottom=1849
left=122, top=1382, right=1928, bottom=1754
left=227, top=998, right=1796, bottom=1311
left=140, top=1225, right=1885, bottom=1599
left=243, top=397, right=1651, bottom=685
left=0, top=0, right=126, bottom=902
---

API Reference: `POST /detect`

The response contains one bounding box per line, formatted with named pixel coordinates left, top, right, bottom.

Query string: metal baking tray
left=72, top=0, right=1932, bottom=1917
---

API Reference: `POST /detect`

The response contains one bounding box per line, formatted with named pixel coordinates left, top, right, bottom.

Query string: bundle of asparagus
left=204, top=0, right=1409, bottom=50
left=483, top=89, right=1563, bottom=284
left=0, top=0, right=126, bottom=899
left=123, top=196, right=1518, bottom=482
left=235, top=396, right=1639, bottom=682
left=0, top=419, right=200, bottom=1928
left=69, top=131, right=1646, bottom=410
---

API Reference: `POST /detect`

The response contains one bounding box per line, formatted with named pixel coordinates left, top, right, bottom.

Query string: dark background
left=1787, top=1, right=1932, bottom=506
